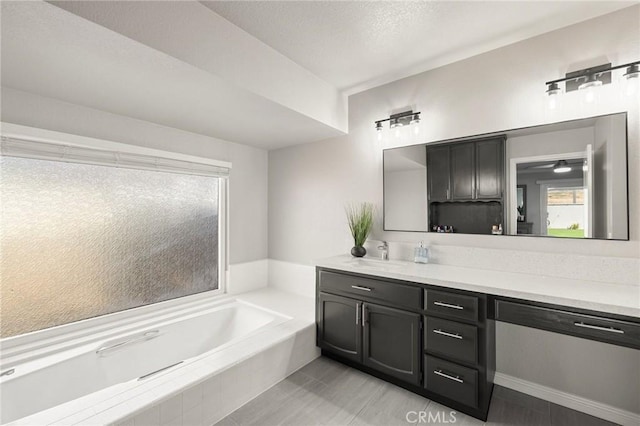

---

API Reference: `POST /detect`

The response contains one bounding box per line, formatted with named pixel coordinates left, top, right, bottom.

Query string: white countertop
left=315, top=255, right=640, bottom=319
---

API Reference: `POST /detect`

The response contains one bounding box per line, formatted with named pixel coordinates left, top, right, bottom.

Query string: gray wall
left=268, top=7, right=640, bottom=413
left=1, top=87, right=268, bottom=265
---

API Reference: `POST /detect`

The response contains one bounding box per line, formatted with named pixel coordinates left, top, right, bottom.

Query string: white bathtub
left=0, top=296, right=291, bottom=424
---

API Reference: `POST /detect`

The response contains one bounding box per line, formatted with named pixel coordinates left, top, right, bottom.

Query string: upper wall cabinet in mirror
left=382, top=113, right=628, bottom=240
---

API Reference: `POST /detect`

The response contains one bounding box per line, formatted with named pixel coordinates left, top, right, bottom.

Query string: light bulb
left=395, top=129, right=401, bottom=138
left=377, top=131, right=382, bottom=141
left=414, top=125, right=420, bottom=135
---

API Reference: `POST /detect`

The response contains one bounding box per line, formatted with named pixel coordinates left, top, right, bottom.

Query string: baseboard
left=494, top=372, right=640, bottom=426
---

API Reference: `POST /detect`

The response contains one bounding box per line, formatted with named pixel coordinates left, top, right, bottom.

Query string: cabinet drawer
left=425, top=290, right=478, bottom=322
left=425, top=317, right=477, bottom=365
left=496, top=300, right=640, bottom=350
left=425, top=355, right=478, bottom=408
left=319, top=270, right=422, bottom=310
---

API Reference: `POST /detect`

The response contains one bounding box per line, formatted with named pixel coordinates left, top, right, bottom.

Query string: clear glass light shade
left=578, top=79, right=603, bottom=103
left=624, top=69, right=639, bottom=97
left=546, top=83, right=562, bottom=110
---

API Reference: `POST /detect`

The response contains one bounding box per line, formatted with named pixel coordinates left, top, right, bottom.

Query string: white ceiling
left=204, top=1, right=634, bottom=95
left=1, top=1, right=344, bottom=150
left=1, top=1, right=634, bottom=150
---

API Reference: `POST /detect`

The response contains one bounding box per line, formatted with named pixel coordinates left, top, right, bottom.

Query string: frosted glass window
left=1, top=156, right=220, bottom=337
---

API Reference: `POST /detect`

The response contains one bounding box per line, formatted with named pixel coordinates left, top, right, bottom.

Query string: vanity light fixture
left=553, top=160, right=571, bottom=174
left=374, top=110, right=421, bottom=139
left=545, top=60, right=640, bottom=103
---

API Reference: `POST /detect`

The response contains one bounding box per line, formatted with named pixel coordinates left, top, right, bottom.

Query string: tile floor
left=215, top=356, right=616, bottom=426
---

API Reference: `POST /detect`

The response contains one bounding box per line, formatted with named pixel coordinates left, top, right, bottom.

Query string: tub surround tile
left=268, top=259, right=316, bottom=299
left=114, top=418, right=135, bottom=426
left=182, top=404, right=203, bottom=426
left=159, top=394, right=182, bottom=425
left=213, top=417, right=240, bottom=426
left=182, top=384, right=203, bottom=412
left=236, top=287, right=316, bottom=324
left=227, top=259, right=269, bottom=295
left=315, top=255, right=640, bottom=318
left=133, top=404, right=160, bottom=426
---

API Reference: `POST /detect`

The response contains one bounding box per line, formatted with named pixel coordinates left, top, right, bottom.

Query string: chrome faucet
left=378, top=241, right=389, bottom=260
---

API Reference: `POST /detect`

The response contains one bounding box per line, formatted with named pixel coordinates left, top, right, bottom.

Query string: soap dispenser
left=414, top=241, right=429, bottom=264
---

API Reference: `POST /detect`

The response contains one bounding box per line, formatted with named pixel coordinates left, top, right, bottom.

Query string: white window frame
left=0, top=123, right=230, bottom=340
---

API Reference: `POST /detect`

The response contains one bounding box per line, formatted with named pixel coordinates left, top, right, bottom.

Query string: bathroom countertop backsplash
left=361, top=240, right=640, bottom=286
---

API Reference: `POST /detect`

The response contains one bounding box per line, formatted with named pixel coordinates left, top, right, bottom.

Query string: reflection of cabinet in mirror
left=382, top=113, right=628, bottom=240
left=427, top=137, right=505, bottom=234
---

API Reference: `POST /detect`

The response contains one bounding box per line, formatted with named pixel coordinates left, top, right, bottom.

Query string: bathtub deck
left=9, top=288, right=318, bottom=426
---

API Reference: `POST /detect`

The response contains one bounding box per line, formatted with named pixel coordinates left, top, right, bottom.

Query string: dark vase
left=351, top=246, right=366, bottom=257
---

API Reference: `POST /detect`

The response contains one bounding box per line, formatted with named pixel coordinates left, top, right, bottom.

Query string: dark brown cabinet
left=316, top=268, right=495, bottom=421
left=450, top=142, right=475, bottom=200
left=317, top=292, right=361, bottom=362
left=363, top=303, right=421, bottom=385
left=426, top=137, right=504, bottom=202
left=427, top=145, right=451, bottom=201
left=317, top=289, right=422, bottom=386
left=475, top=138, right=504, bottom=199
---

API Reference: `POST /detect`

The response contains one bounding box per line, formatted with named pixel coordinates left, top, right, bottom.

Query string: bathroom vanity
left=315, top=256, right=640, bottom=421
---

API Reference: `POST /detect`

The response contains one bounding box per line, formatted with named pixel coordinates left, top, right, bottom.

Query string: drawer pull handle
left=433, top=329, right=463, bottom=339
left=356, top=302, right=361, bottom=325
left=434, top=369, right=463, bottom=384
left=351, top=285, right=372, bottom=292
left=433, top=301, right=464, bottom=310
left=574, top=322, right=624, bottom=334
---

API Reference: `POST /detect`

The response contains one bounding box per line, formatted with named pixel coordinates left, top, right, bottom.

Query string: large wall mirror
left=383, top=113, right=629, bottom=240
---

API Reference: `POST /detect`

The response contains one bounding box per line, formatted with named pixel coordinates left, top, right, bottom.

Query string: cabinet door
left=362, top=303, right=421, bottom=385
left=427, top=145, right=450, bottom=201
left=317, top=292, right=362, bottom=362
left=450, top=142, right=475, bottom=200
left=475, top=138, right=504, bottom=199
